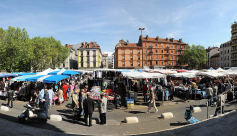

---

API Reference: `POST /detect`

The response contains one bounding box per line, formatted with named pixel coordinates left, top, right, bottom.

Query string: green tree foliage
left=0, top=26, right=69, bottom=72
left=177, top=44, right=206, bottom=69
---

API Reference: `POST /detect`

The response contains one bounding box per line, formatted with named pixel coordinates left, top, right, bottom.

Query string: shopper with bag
left=99, top=93, right=107, bottom=125
left=72, top=89, right=79, bottom=116
left=147, top=89, right=158, bottom=113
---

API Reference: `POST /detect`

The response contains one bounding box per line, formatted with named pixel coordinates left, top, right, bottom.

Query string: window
left=81, top=51, right=83, bottom=55
left=156, top=61, right=158, bottom=65
left=138, top=50, right=140, bottom=54
left=145, top=61, right=147, bottom=65
left=145, top=43, right=147, bottom=47
left=138, top=56, right=140, bottom=60
left=123, top=56, right=125, bottom=60
left=228, top=56, right=229, bottom=60
left=171, top=45, right=173, bottom=48
left=150, top=43, right=152, bottom=46
left=131, top=50, right=133, bottom=53
left=161, top=61, right=163, bottom=65
left=161, top=44, right=163, bottom=48
left=131, top=62, right=133, bottom=66
left=176, top=45, right=177, bottom=49
left=81, top=62, right=83, bottom=67
left=93, top=57, right=96, bottom=61
left=167, top=44, right=169, bottom=48
left=123, top=50, right=125, bottom=54
left=93, top=62, right=96, bottom=67
left=161, top=50, right=163, bottom=53
left=156, top=50, right=157, bottom=53
left=156, top=44, right=157, bottom=47
left=123, top=62, right=125, bottom=66
left=145, top=49, right=147, bottom=53
left=131, top=56, right=133, bottom=60
left=180, top=46, right=182, bottom=49
left=171, top=50, right=173, bottom=54
left=87, top=45, right=89, bottom=48
left=145, top=55, right=147, bottom=59
left=171, top=56, right=173, bottom=60
left=225, top=50, right=226, bottom=54
left=221, top=51, right=222, bottom=54
left=176, top=50, right=177, bottom=54
left=228, top=50, right=229, bottom=53
left=87, top=51, right=89, bottom=55
left=221, top=57, right=222, bottom=61
left=175, top=56, right=177, bottom=60
left=87, top=62, right=89, bottom=67
left=184, top=46, right=185, bottom=49
left=171, top=62, right=173, bottom=65
left=138, top=62, right=140, bottom=66
left=93, top=51, right=96, bottom=55
left=161, top=55, right=163, bottom=59
left=81, top=57, right=83, bottom=61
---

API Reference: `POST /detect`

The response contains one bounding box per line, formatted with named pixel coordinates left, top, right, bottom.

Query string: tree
left=177, top=44, right=206, bottom=69
left=0, top=26, right=70, bottom=72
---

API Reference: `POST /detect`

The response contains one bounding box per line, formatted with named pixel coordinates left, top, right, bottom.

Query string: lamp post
left=138, top=28, right=145, bottom=36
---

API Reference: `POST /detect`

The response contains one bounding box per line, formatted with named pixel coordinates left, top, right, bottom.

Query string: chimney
left=166, top=37, right=168, bottom=41
left=146, top=35, right=148, bottom=39
left=179, top=38, right=182, bottom=43
left=170, top=38, right=174, bottom=42
left=156, top=36, right=159, bottom=41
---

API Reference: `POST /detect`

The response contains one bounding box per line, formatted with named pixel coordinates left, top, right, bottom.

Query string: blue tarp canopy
left=10, top=75, right=36, bottom=82
left=18, top=73, right=36, bottom=76
left=0, top=74, right=18, bottom=77
left=48, top=70, right=79, bottom=76
left=48, top=71, right=60, bottom=75
left=209, top=67, right=215, bottom=70
left=61, top=70, right=80, bottom=76
left=118, top=70, right=132, bottom=73
left=26, top=75, right=45, bottom=82
left=43, top=75, right=69, bottom=83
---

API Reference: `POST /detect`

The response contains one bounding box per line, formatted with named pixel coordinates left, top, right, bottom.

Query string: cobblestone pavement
left=0, top=97, right=236, bottom=135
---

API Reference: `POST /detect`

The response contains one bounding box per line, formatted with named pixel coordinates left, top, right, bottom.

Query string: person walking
left=72, top=89, right=79, bottom=116
left=147, top=89, right=158, bottom=113
left=48, top=86, right=55, bottom=108
left=41, top=89, right=50, bottom=118
left=99, top=93, right=107, bottom=125
left=214, top=91, right=225, bottom=116
left=133, top=83, right=138, bottom=102
left=114, top=84, right=121, bottom=109
left=143, top=84, right=148, bottom=102
left=62, top=83, right=68, bottom=101
left=83, top=93, right=94, bottom=127
left=206, top=84, right=213, bottom=106
left=7, top=87, right=14, bottom=108
left=58, top=86, right=63, bottom=106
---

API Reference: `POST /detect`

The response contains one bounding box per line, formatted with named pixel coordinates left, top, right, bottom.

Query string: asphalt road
left=0, top=97, right=236, bottom=135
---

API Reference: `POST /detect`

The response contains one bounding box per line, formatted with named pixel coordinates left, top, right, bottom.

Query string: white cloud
left=166, top=31, right=182, bottom=38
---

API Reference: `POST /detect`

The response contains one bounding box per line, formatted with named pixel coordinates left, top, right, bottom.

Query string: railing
left=199, top=87, right=236, bottom=119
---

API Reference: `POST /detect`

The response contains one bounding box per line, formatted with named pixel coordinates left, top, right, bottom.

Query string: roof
left=211, top=53, right=220, bottom=58
left=102, top=54, right=108, bottom=57
left=78, top=42, right=100, bottom=49
left=206, top=47, right=219, bottom=52
left=141, top=36, right=186, bottom=44
left=116, top=40, right=140, bottom=48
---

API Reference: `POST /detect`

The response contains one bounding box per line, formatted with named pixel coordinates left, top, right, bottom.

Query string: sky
left=0, top=0, right=237, bottom=52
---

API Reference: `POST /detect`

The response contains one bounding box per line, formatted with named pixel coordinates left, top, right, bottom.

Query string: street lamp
left=138, top=28, right=145, bottom=36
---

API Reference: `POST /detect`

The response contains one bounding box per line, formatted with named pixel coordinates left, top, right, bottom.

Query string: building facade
left=102, top=54, right=108, bottom=68
left=220, top=41, right=231, bottom=68
left=206, top=47, right=219, bottom=68
left=103, top=52, right=114, bottom=69
left=115, top=35, right=186, bottom=69
left=112, top=52, right=115, bottom=69
left=59, top=44, right=78, bottom=69
left=210, top=53, right=220, bottom=69
left=77, top=42, right=102, bottom=69
left=231, top=21, right=237, bottom=66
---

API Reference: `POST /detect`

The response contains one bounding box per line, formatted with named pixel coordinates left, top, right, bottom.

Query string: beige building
left=220, top=41, right=231, bottom=68
left=77, top=42, right=102, bottom=69
left=102, top=54, right=108, bottom=68
left=206, top=47, right=219, bottom=68
left=60, top=44, right=78, bottom=69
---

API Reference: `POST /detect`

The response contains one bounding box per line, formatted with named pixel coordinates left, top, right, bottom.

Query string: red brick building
left=115, top=35, right=186, bottom=69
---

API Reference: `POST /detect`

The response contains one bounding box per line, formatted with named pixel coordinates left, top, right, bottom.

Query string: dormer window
left=87, top=45, right=89, bottom=48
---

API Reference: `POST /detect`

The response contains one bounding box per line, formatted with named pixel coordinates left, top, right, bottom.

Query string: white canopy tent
left=121, top=72, right=166, bottom=79
left=168, top=72, right=196, bottom=78
left=196, top=71, right=226, bottom=77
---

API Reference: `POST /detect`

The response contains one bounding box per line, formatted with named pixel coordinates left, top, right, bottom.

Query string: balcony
left=149, top=51, right=153, bottom=54
left=231, top=57, right=237, bottom=60
left=149, top=46, right=153, bottom=48
left=232, top=35, right=237, bottom=40
left=166, top=46, right=169, bottom=49
left=231, top=29, right=237, bottom=34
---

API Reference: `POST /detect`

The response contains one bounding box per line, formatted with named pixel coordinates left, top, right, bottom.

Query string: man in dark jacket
left=42, top=89, right=50, bottom=118
left=7, top=87, right=14, bottom=108
left=114, top=84, right=121, bottom=109
left=83, top=92, right=94, bottom=126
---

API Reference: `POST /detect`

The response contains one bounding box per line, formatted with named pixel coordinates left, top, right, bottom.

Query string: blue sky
left=1, top=0, right=237, bottom=52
